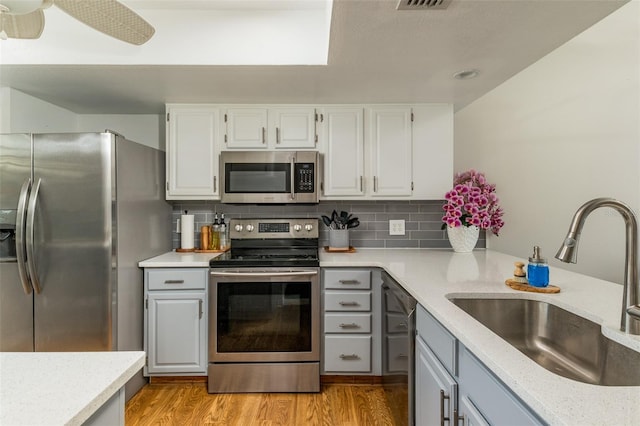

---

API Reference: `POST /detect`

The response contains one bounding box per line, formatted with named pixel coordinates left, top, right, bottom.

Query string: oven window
left=217, top=282, right=311, bottom=352
left=225, top=163, right=291, bottom=193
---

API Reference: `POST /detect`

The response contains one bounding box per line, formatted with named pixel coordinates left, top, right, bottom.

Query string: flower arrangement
left=441, top=169, right=504, bottom=236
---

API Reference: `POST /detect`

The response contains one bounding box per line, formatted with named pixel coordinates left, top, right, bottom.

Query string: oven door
left=209, top=267, right=320, bottom=363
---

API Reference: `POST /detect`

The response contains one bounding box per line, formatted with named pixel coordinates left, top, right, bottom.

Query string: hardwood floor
left=125, top=381, right=396, bottom=425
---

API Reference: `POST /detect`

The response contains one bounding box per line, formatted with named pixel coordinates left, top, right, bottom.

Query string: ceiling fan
left=0, top=0, right=155, bottom=45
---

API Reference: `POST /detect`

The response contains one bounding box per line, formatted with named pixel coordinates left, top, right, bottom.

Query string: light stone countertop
left=0, top=351, right=145, bottom=425
left=138, top=248, right=640, bottom=425
left=138, top=250, right=223, bottom=267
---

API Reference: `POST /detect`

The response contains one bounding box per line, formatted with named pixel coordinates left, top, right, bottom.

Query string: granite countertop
left=0, top=351, right=145, bottom=425
left=139, top=248, right=640, bottom=425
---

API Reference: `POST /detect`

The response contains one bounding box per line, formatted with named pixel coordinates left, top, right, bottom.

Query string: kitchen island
left=140, top=248, right=640, bottom=425
left=0, top=351, right=145, bottom=425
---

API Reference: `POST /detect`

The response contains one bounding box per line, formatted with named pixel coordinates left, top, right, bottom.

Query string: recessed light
left=453, top=69, right=480, bottom=80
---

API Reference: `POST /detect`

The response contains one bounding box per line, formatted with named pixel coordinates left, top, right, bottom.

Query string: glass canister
left=528, top=246, right=549, bottom=287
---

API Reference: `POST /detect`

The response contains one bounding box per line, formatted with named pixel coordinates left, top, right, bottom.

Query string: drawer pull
left=339, top=354, right=360, bottom=360
left=339, top=279, right=360, bottom=285
left=397, top=354, right=408, bottom=359
left=339, top=301, right=360, bottom=307
left=164, top=279, right=185, bottom=284
left=339, top=323, right=361, bottom=329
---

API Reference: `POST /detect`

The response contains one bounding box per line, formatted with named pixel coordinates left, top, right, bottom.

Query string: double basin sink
left=449, top=297, right=640, bottom=386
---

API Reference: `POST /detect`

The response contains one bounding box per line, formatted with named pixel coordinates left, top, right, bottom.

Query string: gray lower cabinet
left=322, top=268, right=381, bottom=375
left=416, top=304, right=544, bottom=426
left=143, top=268, right=208, bottom=376
left=415, top=336, right=457, bottom=426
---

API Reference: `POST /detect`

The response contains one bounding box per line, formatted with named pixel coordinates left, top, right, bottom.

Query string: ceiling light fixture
left=453, top=69, right=480, bottom=80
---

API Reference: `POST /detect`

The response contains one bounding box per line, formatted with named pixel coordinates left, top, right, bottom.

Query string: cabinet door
left=415, top=336, right=457, bottom=426
left=458, top=395, right=489, bottom=426
left=224, top=108, right=268, bottom=149
left=368, top=107, right=413, bottom=196
left=166, top=106, right=220, bottom=200
left=147, top=292, right=207, bottom=374
left=411, top=105, right=453, bottom=199
left=321, top=107, right=365, bottom=196
left=458, top=345, right=543, bottom=425
left=270, top=107, right=317, bottom=149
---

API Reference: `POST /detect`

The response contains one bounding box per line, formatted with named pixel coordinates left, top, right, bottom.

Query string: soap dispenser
left=528, top=246, right=549, bottom=287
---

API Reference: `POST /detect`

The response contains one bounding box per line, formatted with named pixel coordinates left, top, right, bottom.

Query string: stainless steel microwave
left=220, top=151, right=319, bottom=204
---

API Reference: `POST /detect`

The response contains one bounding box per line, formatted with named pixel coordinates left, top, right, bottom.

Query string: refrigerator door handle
left=25, top=178, right=42, bottom=294
left=15, top=178, right=33, bottom=295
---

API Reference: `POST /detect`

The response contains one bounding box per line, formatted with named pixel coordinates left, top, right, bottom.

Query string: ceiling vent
left=396, top=0, right=452, bottom=10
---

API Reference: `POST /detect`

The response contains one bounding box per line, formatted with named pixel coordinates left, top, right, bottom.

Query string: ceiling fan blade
left=53, top=0, right=154, bottom=45
left=1, top=9, right=44, bottom=39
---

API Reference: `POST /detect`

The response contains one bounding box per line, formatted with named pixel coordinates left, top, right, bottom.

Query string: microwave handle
left=290, top=157, right=296, bottom=200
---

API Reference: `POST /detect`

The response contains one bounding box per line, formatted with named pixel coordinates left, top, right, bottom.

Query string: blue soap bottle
left=528, top=246, right=549, bottom=287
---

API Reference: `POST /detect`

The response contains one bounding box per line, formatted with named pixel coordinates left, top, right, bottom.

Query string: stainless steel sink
left=449, top=298, right=640, bottom=386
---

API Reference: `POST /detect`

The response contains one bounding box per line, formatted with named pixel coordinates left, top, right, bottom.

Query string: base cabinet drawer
left=147, top=268, right=207, bottom=291
left=324, top=269, right=372, bottom=290
left=324, top=335, right=372, bottom=372
left=324, top=313, right=371, bottom=333
left=324, top=291, right=371, bottom=312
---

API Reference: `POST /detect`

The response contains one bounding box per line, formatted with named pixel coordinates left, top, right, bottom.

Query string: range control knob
left=293, top=224, right=302, bottom=232
left=245, top=224, right=255, bottom=232
left=304, top=224, right=314, bottom=232
left=234, top=224, right=243, bottom=232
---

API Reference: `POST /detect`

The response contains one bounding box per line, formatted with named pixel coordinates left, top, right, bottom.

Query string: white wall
left=0, top=88, right=163, bottom=150
left=454, top=1, right=640, bottom=284
left=0, top=88, right=78, bottom=133
left=78, top=115, right=163, bottom=150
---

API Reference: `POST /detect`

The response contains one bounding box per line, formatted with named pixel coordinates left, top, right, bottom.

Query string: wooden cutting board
left=505, top=278, right=560, bottom=293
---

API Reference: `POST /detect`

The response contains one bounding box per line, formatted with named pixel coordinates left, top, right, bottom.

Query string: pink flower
left=441, top=169, right=504, bottom=236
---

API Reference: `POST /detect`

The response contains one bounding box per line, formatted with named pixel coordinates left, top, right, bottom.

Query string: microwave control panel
left=294, top=163, right=315, bottom=193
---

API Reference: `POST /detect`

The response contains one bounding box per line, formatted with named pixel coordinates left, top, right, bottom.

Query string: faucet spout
left=555, top=198, right=640, bottom=334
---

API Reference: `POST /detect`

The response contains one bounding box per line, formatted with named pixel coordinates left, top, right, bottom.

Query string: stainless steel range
left=208, top=218, right=320, bottom=393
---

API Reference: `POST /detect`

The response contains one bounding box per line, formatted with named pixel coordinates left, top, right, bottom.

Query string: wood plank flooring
left=125, top=381, right=396, bottom=425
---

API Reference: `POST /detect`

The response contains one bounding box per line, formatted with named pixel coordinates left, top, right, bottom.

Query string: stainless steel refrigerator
left=0, top=132, right=171, bottom=397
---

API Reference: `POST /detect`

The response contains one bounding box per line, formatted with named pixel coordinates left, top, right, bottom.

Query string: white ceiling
left=0, top=0, right=629, bottom=114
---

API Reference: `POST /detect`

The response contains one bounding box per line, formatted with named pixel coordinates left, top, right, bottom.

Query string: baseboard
left=149, top=376, right=208, bottom=384
left=321, top=375, right=383, bottom=385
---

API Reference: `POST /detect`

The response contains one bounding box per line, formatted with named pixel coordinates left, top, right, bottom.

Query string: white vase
left=447, top=226, right=480, bottom=253
left=328, top=229, right=349, bottom=249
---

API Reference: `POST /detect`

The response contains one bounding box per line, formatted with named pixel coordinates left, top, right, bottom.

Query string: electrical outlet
left=389, top=219, right=405, bottom=236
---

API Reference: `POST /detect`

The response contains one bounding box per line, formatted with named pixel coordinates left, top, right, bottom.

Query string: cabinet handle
left=199, top=299, right=203, bottom=319
left=164, top=280, right=185, bottom=284
left=360, top=176, right=363, bottom=192
left=440, top=390, right=450, bottom=426
left=374, top=176, right=378, bottom=192
left=453, top=409, right=463, bottom=426
left=339, top=354, right=360, bottom=360
left=213, top=176, right=217, bottom=192
left=276, top=127, right=280, bottom=144
left=339, top=323, right=361, bottom=329
left=262, top=127, right=266, bottom=144
left=339, top=301, right=360, bottom=307
left=339, top=279, right=360, bottom=285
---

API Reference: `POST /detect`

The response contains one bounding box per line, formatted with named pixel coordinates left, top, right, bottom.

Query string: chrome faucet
left=555, top=198, right=640, bottom=335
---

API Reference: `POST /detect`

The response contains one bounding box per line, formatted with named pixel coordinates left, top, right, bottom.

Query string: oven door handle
left=210, top=270, right=318, bottom=278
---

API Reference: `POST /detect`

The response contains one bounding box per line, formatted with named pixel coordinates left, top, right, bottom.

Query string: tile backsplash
left=171, top=200, right=486, bottom=250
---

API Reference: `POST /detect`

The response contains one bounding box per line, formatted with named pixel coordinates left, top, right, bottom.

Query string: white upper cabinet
left=320, top=107, right=365, bottom=197
left=166, top=104, right=220, bottom=200
left=367, top=106, right=413, bottom=197
left=165, top=103, right=452, bottom=201
left=270, top=107, right=317, bottom=149
left=223, top=106, right=317, bottom=149
left=411, top=104, right=453, bottom=199
left=223, top=107, right=268, bottom=149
